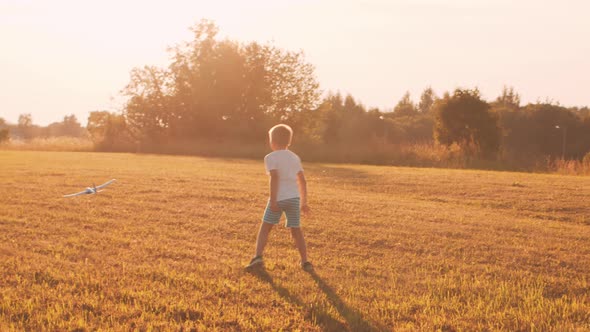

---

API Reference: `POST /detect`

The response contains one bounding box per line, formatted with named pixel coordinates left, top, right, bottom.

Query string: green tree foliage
left=124, top=66, right=172, bottom=143
left=0, top=129, right=8, bottom=143
left=434, top=89, right=501, bottom=158
left=61, top=115, right=85, bottom=137
left=494, top=86, right=521, bottom=110
left=418, top=87, right=436, bottom=114
left=68, top=19, right=590, bottom=166
left=490, top=86, right=590, bottom=161
left=0, top=118, right=8, bottom=143
left=393, top=92, right=417, bottom=117
left=496, top=102, right=590, bottom=159
left=87, top=111, right=131, bottom=151
left=123, top=20, right=320, bottom=145
left=384, top=89, right=436, bottom=143
left=18, top=114, right=32, bottom=127
left=45, top=115, right=86, bottom=137
left=317, top=93, right=344, bottom=144
left=312, top=93, right=384, bottom=145
left=305, top=92, right=433, bottom=146
left=18, top=113, right=34, bottom=139
left=386, top=113, right=434, bottom=144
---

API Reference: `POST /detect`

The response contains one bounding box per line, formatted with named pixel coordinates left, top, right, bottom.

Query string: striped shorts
left=262, top=197, right=301, bottom=228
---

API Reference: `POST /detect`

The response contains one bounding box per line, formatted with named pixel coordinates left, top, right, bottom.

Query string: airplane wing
left=63, top=190, right=89, bottom=198
left=96, top=179, right=116, bottom=190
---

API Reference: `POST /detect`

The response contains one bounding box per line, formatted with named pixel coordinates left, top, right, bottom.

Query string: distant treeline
left=0, top=114, right=86, bottom=141
left=2, top=20, right=589, bottom=171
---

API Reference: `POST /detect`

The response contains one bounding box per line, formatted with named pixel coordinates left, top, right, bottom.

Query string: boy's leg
left=255, top=199, right=282, bottom=258
left=255, top=222, right=274, bottom=257
left=290, top=227, right=308, bottom=263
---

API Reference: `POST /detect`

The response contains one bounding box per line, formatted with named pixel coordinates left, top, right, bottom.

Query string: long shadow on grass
left=248, top=267, right=381, bottom=331
left=306, top=269, right=384, bottom=332
left=248, top=267, right=346, bottom=330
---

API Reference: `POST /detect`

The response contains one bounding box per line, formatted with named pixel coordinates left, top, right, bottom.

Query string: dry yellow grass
left=0, top=151, right=589, bottom=331
left=0, top=137, right=93, bottom=152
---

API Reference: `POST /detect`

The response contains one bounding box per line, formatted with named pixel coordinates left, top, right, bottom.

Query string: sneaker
left=301, top=261, right=313, bottom=271
left=246, top=255, right=263, bottom=269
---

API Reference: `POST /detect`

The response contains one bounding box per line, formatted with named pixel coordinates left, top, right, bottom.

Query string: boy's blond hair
left=268, top=124, right=293, bottom=147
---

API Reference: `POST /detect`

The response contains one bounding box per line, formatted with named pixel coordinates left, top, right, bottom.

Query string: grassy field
left=1, top=151, right=589, bottom=331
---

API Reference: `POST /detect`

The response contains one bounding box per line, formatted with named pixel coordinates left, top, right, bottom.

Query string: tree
left=317, top=93, right=344, bottom=144
left=518, top=103, right=587, bottom=159
left=340, top=94, right=371, bottom=143
left=263, top=45, right=320, bottom=121
left=18, top=114, right=32, bottom=127
left=577, top=107, right=590, bottom=122
left=123, top=20, right=320, bottom=145
left=87, top=111, right=131, bottom=150
left=434, top=89, right=501, bottom=158
left=312, top=93, right=380, bottom=145
left=123, top=66, right=173, bottom=142
left=0, top=129, right=8, bottom=143
left=418, top=87, right=436, bottom=114
left=0, top=118, right=8, bottom=143
left=46, top=114, right=86, bottom=137
left=61, top=114, right=85, bottom=137
left=386, top=113, right=434, bottom=144
left=393, top=92, right=417, bottom=116
left=494, top=86, right=521, bottom=110
left=18, top=113, right=34, bottom=139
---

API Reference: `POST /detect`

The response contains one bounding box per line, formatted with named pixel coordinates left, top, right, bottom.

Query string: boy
left=247, top=124, right=312, bottom=270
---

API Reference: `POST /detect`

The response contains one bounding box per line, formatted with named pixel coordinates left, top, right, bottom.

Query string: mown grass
left=0, top=151, right=589, bottom=331
left=0, top=137, right=93, bottom=152
left=3, top=137, right=590, bottom=175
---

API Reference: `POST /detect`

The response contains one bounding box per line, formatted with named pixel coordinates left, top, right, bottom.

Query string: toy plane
left=63, top=179, right=116, bottom=198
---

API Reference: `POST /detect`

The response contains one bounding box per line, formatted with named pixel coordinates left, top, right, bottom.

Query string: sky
left=1, top=0, right=589, bottom=125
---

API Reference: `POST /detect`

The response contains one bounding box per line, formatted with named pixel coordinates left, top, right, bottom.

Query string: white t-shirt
left=264, top=149, right=303, bottom=201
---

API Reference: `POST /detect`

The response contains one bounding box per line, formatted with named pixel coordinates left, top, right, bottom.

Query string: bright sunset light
left=1, top=0, right=588, bottom=125
left=1, top=2, right=590, bottom=331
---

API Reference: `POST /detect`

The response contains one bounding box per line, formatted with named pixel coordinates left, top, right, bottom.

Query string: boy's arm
left=269, top=170, right=280, bottom=211
left=297, top=171, right=310, bottom=213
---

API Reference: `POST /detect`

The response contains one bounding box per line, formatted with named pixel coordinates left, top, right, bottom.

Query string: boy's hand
left=270, top=201, right=281, bottom=212
left=301, top=204, right=310, bottom=215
